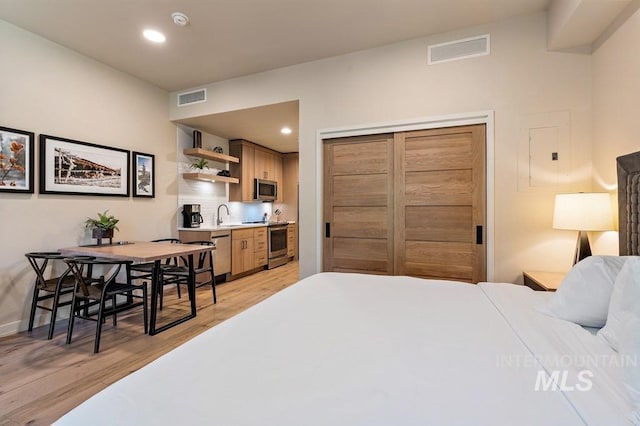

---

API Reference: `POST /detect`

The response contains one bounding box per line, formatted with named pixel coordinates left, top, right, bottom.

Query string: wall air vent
left=177, top=88, right=207, bottom=107
left=428, top=34, right=490, bottom=65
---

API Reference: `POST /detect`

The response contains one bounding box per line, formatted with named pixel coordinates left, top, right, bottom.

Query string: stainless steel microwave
left=254, top=178, right=277, bottom=201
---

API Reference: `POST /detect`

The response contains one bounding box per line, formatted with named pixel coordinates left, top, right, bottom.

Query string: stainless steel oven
left=268, top=224, right=289, bottom=269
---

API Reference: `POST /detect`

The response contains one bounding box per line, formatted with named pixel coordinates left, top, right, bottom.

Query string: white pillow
left=598, top=257, right=640, bottom=351
left=536, top=255, right=628, bottom=327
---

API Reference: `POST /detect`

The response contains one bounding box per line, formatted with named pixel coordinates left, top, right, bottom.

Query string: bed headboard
left=617, top=151, right=640, bottom=255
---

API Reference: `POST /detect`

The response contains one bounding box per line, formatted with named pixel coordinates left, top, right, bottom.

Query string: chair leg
left=176, top=283, right=182, bottom=299
left=112, top=295, right=117, bottom=326
left=48, top=290, right=61, bottom=340
left=28, top=287, right=40, bottom=332
left=142, top=285, right=148, bottom=334
left=94, top=300, right=106, bottom=353
left=211, top=272, right=217, bottom=304
left=66, top=296, right=77, bottom=345
left=159, top=284, right=164, bottom=310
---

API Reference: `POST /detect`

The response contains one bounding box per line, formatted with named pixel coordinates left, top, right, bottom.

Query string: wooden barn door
left=395, top=124, right=486, bottom=282
left=323, top=134, right=395, bottom=274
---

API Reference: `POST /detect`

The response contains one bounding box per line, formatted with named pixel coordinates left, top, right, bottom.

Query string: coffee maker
left=182, top=204, right=203, bottom=228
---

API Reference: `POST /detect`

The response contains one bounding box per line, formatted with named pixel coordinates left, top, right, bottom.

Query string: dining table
left=58, top=241, right=212, bottom=335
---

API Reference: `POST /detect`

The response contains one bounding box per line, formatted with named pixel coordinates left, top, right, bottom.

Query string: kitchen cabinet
left=179, top=229, right=232, bottom=276
left=287, top=223, right=296, bottom=258
left=229, top=139, right=283, bottom=202
left=231, top=228, right=256, bottom=275
left=232, top=227, right=268, bottom=275
left=254, top=227, right=268, bottom=267
left=254, top=148, right=277, bottom=180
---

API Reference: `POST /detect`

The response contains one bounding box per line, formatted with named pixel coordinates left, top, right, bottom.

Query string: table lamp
left=552, top=192, right=614, bottom=265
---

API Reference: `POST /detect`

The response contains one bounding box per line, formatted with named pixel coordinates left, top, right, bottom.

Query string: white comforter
left=55, top=273, right=634, bottom=425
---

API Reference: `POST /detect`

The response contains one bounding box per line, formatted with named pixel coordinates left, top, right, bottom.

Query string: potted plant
left=190, top=158, right=209, bottom=170
left=84, top=210, right=119, bottom=245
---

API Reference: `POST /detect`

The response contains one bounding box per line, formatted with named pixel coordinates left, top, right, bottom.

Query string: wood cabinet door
left=229, top=141, right=254, bottom=202
left=232, top=230, right=255, bottom=275
left=254, top=149, right=275, bottom=180
left=395, top=124, right=486, bottom=283
left=274, top=155, right=284, bottom=202
left=323, top=134, right=395, bottom=274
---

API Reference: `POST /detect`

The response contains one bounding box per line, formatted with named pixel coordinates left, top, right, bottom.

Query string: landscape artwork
left=39, top=134, right=130, bottom=196
left=133, top=151, right=154, bottom=197
left=0, top=126, right=34, bottom=193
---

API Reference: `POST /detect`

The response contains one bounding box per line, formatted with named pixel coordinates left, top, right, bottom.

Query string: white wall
left=0, top=20, right=176, bottom=336
left=170, top=12, right=594, bottom=282
left=591, top=4, right=640, bottom=254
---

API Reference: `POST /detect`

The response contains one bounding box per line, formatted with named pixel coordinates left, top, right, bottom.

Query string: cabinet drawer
left=254, top=227, right=267, bottom=239
left=232, top=228, right=254, bottom=239
left=255, top=239, right=267, bottom=251
left=254, top=252, right=268, bottom=266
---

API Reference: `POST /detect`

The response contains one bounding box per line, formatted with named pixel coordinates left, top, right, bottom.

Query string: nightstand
left=523, top=271, right=566, bottom=292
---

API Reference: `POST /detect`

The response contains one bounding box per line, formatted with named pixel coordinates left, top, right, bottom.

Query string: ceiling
left=0, top=0, right=551, bottom=152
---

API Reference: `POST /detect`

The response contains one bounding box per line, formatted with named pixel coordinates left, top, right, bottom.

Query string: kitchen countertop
left=178, top=220, right=295, bottom=232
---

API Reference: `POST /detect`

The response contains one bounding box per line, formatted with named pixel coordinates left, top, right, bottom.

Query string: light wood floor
left=0, top=262, right=299, bottom=425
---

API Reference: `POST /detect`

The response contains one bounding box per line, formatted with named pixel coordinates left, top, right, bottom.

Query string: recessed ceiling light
left=143, top=29, right=166, bottom=43
left=281, top=127, right=292, bottom=135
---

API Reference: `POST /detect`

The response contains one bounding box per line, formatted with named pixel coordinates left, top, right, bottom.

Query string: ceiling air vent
left=428, top=34, right=490, bottom=65
left=177, top=88, right=207, bottom=107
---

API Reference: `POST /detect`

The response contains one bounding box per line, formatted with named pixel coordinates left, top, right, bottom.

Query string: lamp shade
left=552, top=192, right=613, bottom=231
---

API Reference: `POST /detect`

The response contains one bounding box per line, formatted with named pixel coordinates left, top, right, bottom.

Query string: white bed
left=55, top=272, right=635, bottom=425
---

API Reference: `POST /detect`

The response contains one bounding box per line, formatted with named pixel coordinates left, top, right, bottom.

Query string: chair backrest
left=152, top=238, right=181, bottom=243
left=64, top=257, right=132, bottom=297
left=151, top=238, right=181, bottom=265
left=183, top=241, right=215, bottom=268
left=25, top=252, right=68, bottom=288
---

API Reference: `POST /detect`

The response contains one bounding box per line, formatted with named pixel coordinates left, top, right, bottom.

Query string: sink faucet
left=217, top=204, right=230, bottom=226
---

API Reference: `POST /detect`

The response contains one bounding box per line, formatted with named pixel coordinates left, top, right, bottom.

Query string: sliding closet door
left=395, top=125, right=486, bottom=283
left=323, top=134, right=395, bottom=274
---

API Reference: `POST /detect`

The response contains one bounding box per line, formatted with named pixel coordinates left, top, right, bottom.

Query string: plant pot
left=92, top=228, right=114, bottom=245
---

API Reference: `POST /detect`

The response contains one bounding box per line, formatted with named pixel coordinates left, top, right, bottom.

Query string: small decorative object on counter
left=213, top=146, right=223, bottom=154
left=190, top=158, right=209, bottom=170
left=84, top=210, right=119, bottom=245
left=193, top=130, right=202, bottom=148
left=273, top=208, right=281, bottom=222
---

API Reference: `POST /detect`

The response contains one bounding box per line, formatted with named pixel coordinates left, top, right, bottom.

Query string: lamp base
left=573, top=230, right=592, bottom=265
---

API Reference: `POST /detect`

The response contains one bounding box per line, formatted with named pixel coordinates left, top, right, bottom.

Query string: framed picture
left=132, top=151, right=155, bottom=198
left=0, top=126, right=35, bottom=193
left=39, top=134, right=130, bottom=196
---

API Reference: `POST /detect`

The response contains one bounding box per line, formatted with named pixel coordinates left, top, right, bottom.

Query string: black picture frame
left=39, top=134, right=130, bottom=196
left=0, top=126, right=35, bottom=193
left=132, top=151, right=155, bottom=198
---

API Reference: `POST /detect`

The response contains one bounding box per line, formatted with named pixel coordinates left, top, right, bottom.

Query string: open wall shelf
left=183, top=148, right=239, bottom=164
left=182, top=173, right=239, bottom=184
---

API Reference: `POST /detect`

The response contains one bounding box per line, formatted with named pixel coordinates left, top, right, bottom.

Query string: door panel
left=396, top=125, right=486, bottom=283
left=405, top=241, right=474, bottom=281
left=333, top=206, right=389, bottom=239
left=405, top=206, right=472, bottom=243
left=404, top=170, right=473, bottom=206
left=323, top=134, right=394, bottom=274
left=332, top=174, right=389, bottom=206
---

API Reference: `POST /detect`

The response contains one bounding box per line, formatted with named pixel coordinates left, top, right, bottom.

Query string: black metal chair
left=24, top=252, right=82, bottom=339
left=162, top=240, right=217, bottom=305
left=130, top=238, right=183, bottom=309
left=65, top=257, right=148, bottom=353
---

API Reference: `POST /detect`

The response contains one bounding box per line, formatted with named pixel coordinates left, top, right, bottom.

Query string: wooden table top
left=59, top=241, right=212, bottom=263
